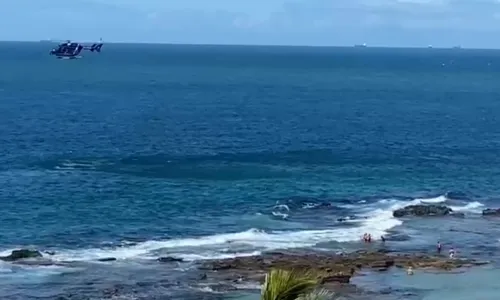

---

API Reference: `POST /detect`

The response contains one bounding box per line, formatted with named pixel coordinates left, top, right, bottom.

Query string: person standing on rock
left=437, top=241, right=442, bottom=254
left=407, top=266, right=414, bottom=275
left=449, top=247, right=455, bottom=259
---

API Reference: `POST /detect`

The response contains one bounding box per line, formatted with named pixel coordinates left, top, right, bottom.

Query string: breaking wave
left=0, top=194, right=482, bottom=265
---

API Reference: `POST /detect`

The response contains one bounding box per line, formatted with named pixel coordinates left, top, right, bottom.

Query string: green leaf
left=296, top=289, right=335, bottom=300
left=260, top=269, right=320, bottom=300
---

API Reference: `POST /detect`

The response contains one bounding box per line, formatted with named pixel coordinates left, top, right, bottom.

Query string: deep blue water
left=1, top=42, right=500, bottom=299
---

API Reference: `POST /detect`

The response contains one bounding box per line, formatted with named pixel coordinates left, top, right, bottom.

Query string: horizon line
left=1, top=39, right=499, bottom=51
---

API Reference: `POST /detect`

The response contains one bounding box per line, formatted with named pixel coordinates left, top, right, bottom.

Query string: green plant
left=260, top=269, right=334, bottom=300
left=296, top=289, right=334, bottom=300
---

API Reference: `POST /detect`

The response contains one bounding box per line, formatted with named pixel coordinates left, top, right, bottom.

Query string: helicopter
left=49, top=39, right=103, bottom=59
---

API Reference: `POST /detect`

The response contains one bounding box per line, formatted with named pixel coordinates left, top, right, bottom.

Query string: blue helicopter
left=49, top=39, right=103, bottom=59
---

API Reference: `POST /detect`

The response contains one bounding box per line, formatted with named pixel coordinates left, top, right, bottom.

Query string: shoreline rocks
left=393, top=204, right=452, bottom=218
left=199, top=249, right=486, bottom=287
left=482, top=208, right=500, bottom=216
left=158, top=256, right=184, bottom=263
left=0, top=249, right=43, bottom=262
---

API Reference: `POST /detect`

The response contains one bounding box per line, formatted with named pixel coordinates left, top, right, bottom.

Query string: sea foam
left=1, top=195, right=483, bottom=264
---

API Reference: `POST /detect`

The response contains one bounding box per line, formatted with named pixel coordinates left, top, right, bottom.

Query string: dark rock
left=393, top=204, right=452, bottom=218
left=369, top=260, right=394, bottom=269
left=386, top=233, right=412, bottom=242
left=205, top=284, right=238, bottom=292
left=482, top=208, right=500, bottom=216
left=158, top=256, right=184, bottom=263
left=98, top=257, right=117, bottom=262
left=472, top=261, right=490, bottom=266
left=0, top=249, right=43, bottom=261
left=320, top=274, right=351, bottom=284
left=200, top=250, right=481, bottom=289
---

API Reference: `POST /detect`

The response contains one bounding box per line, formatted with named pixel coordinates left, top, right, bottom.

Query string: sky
left=1, top=0, right=500, bottom=47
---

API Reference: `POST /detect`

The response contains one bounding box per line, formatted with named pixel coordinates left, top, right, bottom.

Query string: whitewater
left=4, top=43, right=500, bottom=300
left=0, top=194, right=482, bottom=269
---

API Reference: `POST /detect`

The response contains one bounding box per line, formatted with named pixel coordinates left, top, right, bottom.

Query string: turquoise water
left=1, top=42, right=500, bottom=299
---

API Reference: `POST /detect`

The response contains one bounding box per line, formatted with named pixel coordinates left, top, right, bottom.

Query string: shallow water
left=1, top=42, right=500, bottom=298
left=353, top=265, right=500, bottom=300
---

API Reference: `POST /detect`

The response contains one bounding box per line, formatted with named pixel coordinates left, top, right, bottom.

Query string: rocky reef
left=0, top=249, right=42, bottom=262
left=393, top=204, right=453, bottom=217
left=198, top=249, right=488, bottom=288
left=482, top=208, right=500, bottom=216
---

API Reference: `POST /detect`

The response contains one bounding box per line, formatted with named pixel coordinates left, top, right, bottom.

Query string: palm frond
left=296, top=289, right=335, bottom=300
left=260, top=269, right=319, bottom=300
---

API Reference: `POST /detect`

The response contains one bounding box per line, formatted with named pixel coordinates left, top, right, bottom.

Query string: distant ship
left=452, top=45, right=462, bottom=49
left=354, top=43, right=367, bottom=48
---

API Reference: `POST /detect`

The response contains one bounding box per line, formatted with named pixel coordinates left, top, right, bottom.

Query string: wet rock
left=0, top=249, right=42, bottom=261
left=320, top=274, right=351, bottom=284
left=200, top=250, right=481, bottom=287
left=158, top=256, right=184, bottom=263
left=393, top=204, right=452, bottom=218
left=205, top=283, right=238, bottom=292
left=471, top=261, right=489, bottom=266
left=482, top=208, right=500, bottom=216
left=386, top=233, right=412, bottom=242
left=369, top=260, right=394, bottom=269
left=98, top=257, right=117, bottom=262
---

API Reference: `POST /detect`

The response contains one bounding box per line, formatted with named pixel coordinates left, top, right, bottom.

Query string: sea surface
left=1, top=42, right=500, bottom=299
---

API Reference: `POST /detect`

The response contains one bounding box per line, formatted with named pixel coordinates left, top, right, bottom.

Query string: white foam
left=415, top=195, right=448, bottom=203
left=0, top=249, right=16, bottom=257
left=47, top=217, right=400, bottom=262
left=449, top=201, right=484, bottom=213
left=2, top=194, right=483, bottom=264
left=44, top=198, right=405, bottom=262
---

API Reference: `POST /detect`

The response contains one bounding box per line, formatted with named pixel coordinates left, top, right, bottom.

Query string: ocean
left=1, top=42, right=500, bottom=299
